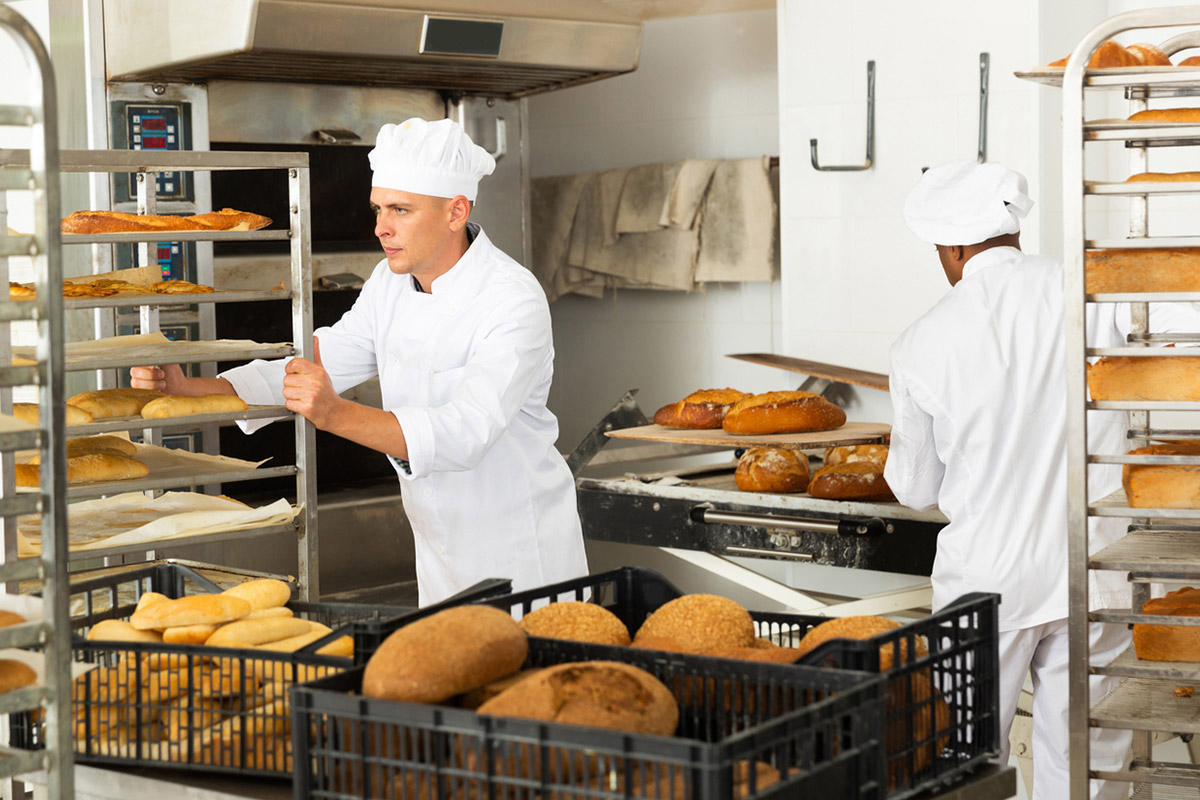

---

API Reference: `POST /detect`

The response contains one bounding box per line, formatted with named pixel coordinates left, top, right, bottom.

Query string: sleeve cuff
left=388, top=407, right=435, bottom=480
left=220, top=359, right=292, bottom=435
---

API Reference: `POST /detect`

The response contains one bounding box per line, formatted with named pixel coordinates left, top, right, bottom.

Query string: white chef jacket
left=221, top=224, right=588, bottom=606
left=886, top=246, right=1200, bottom=631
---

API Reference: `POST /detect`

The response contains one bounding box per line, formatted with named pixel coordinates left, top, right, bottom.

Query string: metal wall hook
left=810, top=60, right=875, bottom=171
left=978, top=52, right=990, bottom=163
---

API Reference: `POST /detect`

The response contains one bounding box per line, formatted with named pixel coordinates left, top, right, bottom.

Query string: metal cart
left=0, top=6, right=74, bottom=797
left=1018, top=8, right=1200, bottom=798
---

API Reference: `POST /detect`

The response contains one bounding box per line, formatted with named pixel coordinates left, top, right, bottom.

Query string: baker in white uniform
left=132, top=117, right=588, bottom=606
left=886, top=161, right=1153, bottom=799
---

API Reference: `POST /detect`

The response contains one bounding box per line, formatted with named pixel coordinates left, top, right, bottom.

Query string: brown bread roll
left=824, top=443, right=889, bottom=468
left=795, top=615, right=928, bottom=671
left=518, top=601, right=631, bottom=646
left=12, top=403, right=94, bottom=426
left=87, top=619, right=163, bottom=644
left=477, top=661, right=678, bottom=736
left=141, top=394, right=249, bottom=419
left=129, top=594, right=251, bottom=630
left=1088, top=356, right=1200, bottom=401
left=460, top=668, right=544, bottom=710
left=1123, top=443, right=1200, bottom=508
left=807, top=460, right=894, bottom=501
left=221, top=578, right=291, bottom=611
left=1181, top=56, right=1200, bottom=67
left=0, top=660, right=37, bottom=694
left=1127, top=43, right=1171, bottom=66
left=362, top=605, right=527, bottom=704
left=652, top=388, right=751, bottom=429
left=1086, top=247, right=1200, bottom=293
left=1134, top=586, right=1200, bottom=661
left=635, top=594, right=755, bottom=651
left=722, top=390, right=846, bottom=434
left=1048, top=39, right=1136, bottom=68
left=205, top=616, right=312, bottom=648
left=735, top=447, right=810, bottom=492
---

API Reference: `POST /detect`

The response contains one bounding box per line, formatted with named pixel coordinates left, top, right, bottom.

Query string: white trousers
left=997, top=618, right=1132, bottom=800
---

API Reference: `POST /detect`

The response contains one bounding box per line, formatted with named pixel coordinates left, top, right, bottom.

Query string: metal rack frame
left=0, top=6, right=74, bottom=797
left=0, top=148, right=319, bottom=599
left=1045, top=8, right=1200, bottom=798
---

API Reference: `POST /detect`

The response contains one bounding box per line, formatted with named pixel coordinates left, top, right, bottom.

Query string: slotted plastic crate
left=293, top=635, right=887, bottom=800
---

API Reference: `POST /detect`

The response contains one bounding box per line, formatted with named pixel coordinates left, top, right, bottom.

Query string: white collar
left=960, top=246, right=1022, bottom=281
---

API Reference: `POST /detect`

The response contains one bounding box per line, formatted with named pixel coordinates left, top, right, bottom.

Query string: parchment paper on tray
left=17, top=491, right=297, bottom=557
left=12, top=332, right=292, bottom=365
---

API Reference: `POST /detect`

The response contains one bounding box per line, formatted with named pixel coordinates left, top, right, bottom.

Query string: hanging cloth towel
left=694, top=157, right=776, bottom=283
left=659, top=158, right=720, bottom=230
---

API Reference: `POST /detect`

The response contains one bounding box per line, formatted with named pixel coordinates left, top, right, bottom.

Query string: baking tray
left=606, top=421, right=890, bottom=450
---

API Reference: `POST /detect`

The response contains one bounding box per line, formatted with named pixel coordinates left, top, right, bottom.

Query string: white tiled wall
left=528, top=10, right=784, bottom=450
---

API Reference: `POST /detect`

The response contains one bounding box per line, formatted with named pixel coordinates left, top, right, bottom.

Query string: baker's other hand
left=283, top=336, right=341, bottom=429
left=130, top=364, right=188, bottom=394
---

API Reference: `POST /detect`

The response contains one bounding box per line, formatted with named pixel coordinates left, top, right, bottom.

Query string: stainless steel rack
left=0, top=147, right=319, bottom=599
left=1018, top=8, right=1200, bottom=798
left=0, top=6, right=73, bottom=797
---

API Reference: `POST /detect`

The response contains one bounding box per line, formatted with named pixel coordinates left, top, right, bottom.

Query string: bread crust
left=17, top=452, right=149, bottom=487
left=141, top=394, right=248, bottom=419
left=129, top=594, right=252, bottom=630
left=1134, top=586, right=1200, bottom=661
left=734, top=447, right=810, bottom=493
left=1181, top=56, right=1200, bottom=67
left=807, top=460, right=894, bottom=501
left=722, top=391, right=847, bottom=435
left=1129, top=107, right=1200, bottom=122
left=62, top=207, right=271, bottom=235
left=220, top=578, right=291, bottom=611
left=1126, top=172, right=1200, bottom=182
left=518, top=601, right=631, bottom=646
left=635, top=594, right=755, bottom=651
left=1087, top=247, right=1200, bottom=293
left=1088, top=356, right=1200, bottom=401
left=1122, top=443, right=1200, bottom=508
left=652, top=388, right=750, bottom=429
left=824, top=443, right=889, bottom=468
left=1127, top=43, right=1171, bottom=66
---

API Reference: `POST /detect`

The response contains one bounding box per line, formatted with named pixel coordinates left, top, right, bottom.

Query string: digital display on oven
left=421, top=16, right=503, bottom=58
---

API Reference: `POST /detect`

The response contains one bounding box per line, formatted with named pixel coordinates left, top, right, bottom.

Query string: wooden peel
left=727, top=353, right=890, bottom=391
left=605, top=422, right=891, bottom=450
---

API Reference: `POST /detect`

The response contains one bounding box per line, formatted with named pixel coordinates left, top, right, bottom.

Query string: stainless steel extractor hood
left=102, top=1, right=642, bottom=98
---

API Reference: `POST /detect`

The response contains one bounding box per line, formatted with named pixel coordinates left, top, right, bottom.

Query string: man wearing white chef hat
left=132, top=117, right=588, bottom=606
left=888, top=160, right=1142, bottom=798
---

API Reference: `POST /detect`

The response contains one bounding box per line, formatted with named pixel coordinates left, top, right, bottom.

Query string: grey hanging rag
left=694, top=156, right=776, bottom=283
left=530, top=172, right=592, bottom=301
left=614, top=162, right=680, bottom=234
left=660, top=158, right=720, bottom=230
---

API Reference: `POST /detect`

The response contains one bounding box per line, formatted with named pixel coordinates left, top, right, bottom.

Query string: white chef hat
left=903, top=160, right=1034, bottom=246
left=369, top=118, right=495, bottom=202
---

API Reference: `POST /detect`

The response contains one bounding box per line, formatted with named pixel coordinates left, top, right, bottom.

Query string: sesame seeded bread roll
left=634, top=594, right=755, bottom=651
left=518, top=601, right=631, bottom=646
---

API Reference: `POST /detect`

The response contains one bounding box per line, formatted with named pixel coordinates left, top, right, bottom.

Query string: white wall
left=528, top=9, right=783, bottom=450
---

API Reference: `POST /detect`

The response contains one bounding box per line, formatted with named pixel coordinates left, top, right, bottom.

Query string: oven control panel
left=110, top=101, right=194, bottom=203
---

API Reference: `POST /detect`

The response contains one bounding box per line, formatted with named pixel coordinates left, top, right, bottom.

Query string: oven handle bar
left=724, top=546, right=814, bottom=561
left=691, top=506, right=890, bottom=536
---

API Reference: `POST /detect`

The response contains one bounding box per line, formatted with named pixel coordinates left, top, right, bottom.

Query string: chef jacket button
left=423, top=487, right=432, bottom=498
left=419, top=359, right=430, bottom=370
left=387, top=354, right=397, bottom=365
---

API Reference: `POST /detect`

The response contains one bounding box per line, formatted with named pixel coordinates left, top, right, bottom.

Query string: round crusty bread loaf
left=477, top=660, right=678, bottom=736
left=735, top=447, right=810, bottom=493
left=807, top=460, right=894, bottom=501
left=634, top=594, right=755, bottom=652
left=653, top=388, right=751, bottom=430
left=518, top=601, right=631, bottom=646
left=722, top=391, right=846, bottom=435
left=795, top=615, right=928, bottom=671
left=0, top=660, right=37, bottom=694
left=362, top=605, right=527, bottom=704
left=824, top=443, right=889, bottom=468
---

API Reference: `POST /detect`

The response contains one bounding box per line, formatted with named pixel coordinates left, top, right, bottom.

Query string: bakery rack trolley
left=0, top=149, right=320, bottom=599
left=1020, top=7, right=1200, bottom=799
left=0, top=5, right=74, bottom=798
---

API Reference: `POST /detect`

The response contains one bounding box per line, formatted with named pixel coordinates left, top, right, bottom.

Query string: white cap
left=903, top=160, right=1034, bottom=246
left=369, top=118, right=495, bottom=202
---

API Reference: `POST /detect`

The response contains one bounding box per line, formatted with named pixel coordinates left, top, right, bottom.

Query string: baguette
left=87, top=619, right=163, bottom=644
left=1126, top=172, right=1200, bottom=182
left=255, top=628, right=353, bottom=658
left=62, top=208, right=270, bottom=235
left=220, top=578, right=291, bottom=612
left=16, top=453, right=149, bottom=487
left=189, top=208, right=272, bottom=232
left=68, top=388, right=164, bottom=420
left=162, top=623, right=221, bottom=645
left=12, top=403, right=94, bottom=426
left=129, top=594, right=251, bottom=630
left=204, top=617, right=312, bottom=648
left=140, top=394, right=248, bottom=419
left=244, top=606, right=293, bottom=621
left=135, top=591, right=169, bottom=613
left=30, top=435, right=138, bottom=464
left=1129, top=108, right=1200, bottom=122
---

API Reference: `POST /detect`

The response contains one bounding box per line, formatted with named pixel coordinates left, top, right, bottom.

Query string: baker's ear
left=447, top=196, right=471, bottom=231
left=950, top=245, right=966, bottom=264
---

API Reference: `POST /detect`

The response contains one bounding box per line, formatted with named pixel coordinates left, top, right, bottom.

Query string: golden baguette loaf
left=162, top=624, right=220, bottom=645
left=1126, top=172, right=1200, bottom=182
left=62, top=208, right=270, bottom=235
left=1086, top=247, right=1200, bottom=293
left=204, top=616, right=312, bottom=648
left=652, top=388, right=751, bottom=429
left=65, top=435, right=138, bottom=457
left=1133, top=586, right=1200, bottom=661
left=825, top=443, right=889, bottom=468
left=0, top=611, right=24, bottom=629
left=362, top=605, right=527, bottom=704
left=244, top=606, right=293, bottom=621
left=68, top=389, right=164, bottom=420
left=220, top=578, right=291, bottom=612
left=141, top=394, right=248, bottom=419
left=15, top=453, right=149, bottom=487
left=722, top=391, right=846, bottom=435
left=136, top=591, right=169, bottom=612
left=129, top=594, right=251, bottom=630
left=1127, top=43, right=1172, bottom=66
left=255, top=628, right=353, bottom=658
left=734, top=447, right=810, bottom=493
left=807, top=460, right=894, bottom=501
left=1122, top=443, right=1200, bottom=508
left=87, top=619, right=163, bottom=644
left=12, top=403, right=94, bottom=426
left=1129, top=108, right=1200, bottom=122
left=0, top=660, right=37, bottom=694
left=1088, top=356, right=1200, bottom=401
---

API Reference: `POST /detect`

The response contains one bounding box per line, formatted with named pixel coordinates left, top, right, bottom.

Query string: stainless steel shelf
left=0, top=429, right=39, bottom=453
left=0, top=494, right=41, bottom=518
left=1085, top=121, right=1200, bottom=141
left=64, top=405, right=289, bottom=436
left=61, top=343, right=294, bottom=372
left=0, top=746, right=47, bottom=780
left=1091, top=529, right=1200, bottom=577
left=1089, top=180, right=1200, bottom=196
left=1130, top=775, right=1200, bottom=797
left=0, top=148, right=308, bottom=171
left=0, top=365, right=38, bottom=388
left=1087, top=236, right=1200, bottom=248
left=62, top=229, right=288, bottom=245
left=1092, top=646, right=1200, bottom=682
left=58, top=520, right=295, bottom=563
left=0, top=558, right=41, bottom=584
left=1015, top=67, right=1200, bottom=90
left=59, top=288, right=288, bottom=310
left=1089, top=292, right=1200, bottom=303
left=1090, top=453, right=1200, bottom=465
left=0, top=104, right=33, bottom=125
left=1090, top=489, right=1200, bottom=519
left=1091, top=677, right=1200, bottom=732
left=0, top=235, right=33, bottom=258
left=0, top=620, right=46, bottom=649
left=1090, top=400, right=1200, bottom=410
left=61, top=464, right=297, bottom=500
left=1092, top=610, right=1200, bottom=627
left=0, top=302, right=39, bottom=323
left=0, top=168, right=31, bottom=191
left=0, top=686, right=46, bottom=716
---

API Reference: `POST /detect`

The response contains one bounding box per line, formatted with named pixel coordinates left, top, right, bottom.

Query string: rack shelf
left=1091, top=678, right=1200, bottom=733
left=1091, top=646, right=1200, bottom=682
left=1015, top=66, right=1200, bottom=90
left=1090, top=490, right=1200, bottom=519
left=1088, top=180, right=1200, bottom=196
left=1086, top=236, right=1200, bottom=248
left=57, top=343, right=293, bottom=372
left=62, top=229, right=287, bottom=245
left=1090, top=529, right=1200, bottom=577
left=62, top=405, right=289, bottom=437
left=58, top=288, right=288, bottom=310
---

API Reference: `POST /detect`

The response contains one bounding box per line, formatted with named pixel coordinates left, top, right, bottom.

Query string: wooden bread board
left=606, top=422, right=890, bottom=450
left=726, top=353, right=890, bottom=391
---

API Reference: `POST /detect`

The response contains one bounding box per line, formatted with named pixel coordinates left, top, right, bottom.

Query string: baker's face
left=370, top=187, right=454, bottom=275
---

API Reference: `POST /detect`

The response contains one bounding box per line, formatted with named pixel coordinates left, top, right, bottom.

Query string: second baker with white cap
left=132, top=117, right=588, bottom=606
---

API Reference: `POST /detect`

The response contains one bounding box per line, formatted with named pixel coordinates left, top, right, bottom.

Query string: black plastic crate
left=292, top=636, right=887, bottom=800
left=456, top=567, right=1000, bottom=800
left=13, top=562, right=408, bottom=778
